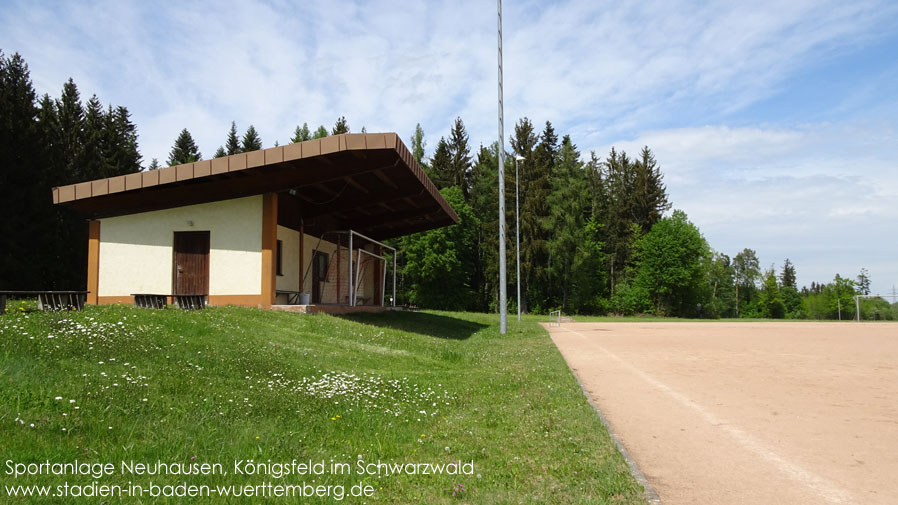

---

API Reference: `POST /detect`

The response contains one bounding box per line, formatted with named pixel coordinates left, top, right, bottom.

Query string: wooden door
left=311, top=250, right=328, bottom=304
left=173, top=231, right=210, bottom=295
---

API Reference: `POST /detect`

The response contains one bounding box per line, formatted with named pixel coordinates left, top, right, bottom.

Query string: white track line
left=559, top=325, right=855, bottom=505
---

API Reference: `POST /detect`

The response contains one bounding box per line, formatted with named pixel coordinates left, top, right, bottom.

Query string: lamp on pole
left=515, top=155, right=524, bottom=321
left=497, top=0, right=508, bottom=334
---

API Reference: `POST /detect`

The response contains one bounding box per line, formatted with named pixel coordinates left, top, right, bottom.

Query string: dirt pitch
left=546, top=322, right=898, bottom=505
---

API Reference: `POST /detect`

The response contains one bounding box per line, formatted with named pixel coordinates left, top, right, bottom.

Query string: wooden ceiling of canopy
left=53, top=133, right=458, bottom=240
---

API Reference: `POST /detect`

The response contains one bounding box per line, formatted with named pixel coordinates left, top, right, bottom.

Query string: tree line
left=396, top=117, right=895, bottom=321
left=1, top=51, right=140, bottom=290
left=2, top=50, right=892, bottom=320
left=161, top=115, right=352, bottom=167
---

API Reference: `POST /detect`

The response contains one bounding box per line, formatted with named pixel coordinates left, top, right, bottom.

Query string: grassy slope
left=0, top=305, right=645, bottom=504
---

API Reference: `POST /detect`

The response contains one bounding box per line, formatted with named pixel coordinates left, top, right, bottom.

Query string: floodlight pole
left=497, top=0, right=508, bottom=334
left=515, top=155, right=524, bottom=321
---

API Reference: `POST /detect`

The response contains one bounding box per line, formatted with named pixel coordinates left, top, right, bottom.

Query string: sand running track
left=546, top=322, right=898, bottom=505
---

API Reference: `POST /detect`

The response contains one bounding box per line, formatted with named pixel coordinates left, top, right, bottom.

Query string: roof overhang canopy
left=53, top=133, right=458, bottom=240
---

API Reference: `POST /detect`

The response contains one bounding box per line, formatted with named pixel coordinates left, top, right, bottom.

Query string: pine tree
left=81, top=95, right=105, bottom=180
left=632, top=146, right=671, bottom=230
left=331, top=116, right=349, bottom=135
left=241, top=125, right=262, bottom=152
left=291, top=123, right=311, bottom=143
left=546, top=135, right=594, bottom=311
left=2, top=53, right=139, bottom=290
left=447, top=117, right=472, bottom=199
left=600, top=147, right=640, bottom=296
left=0, top=51, right=41, bottom=288
left=36, top=94, right=60, bottom=180
left=518, top=120, right=554, bottom=311
left=147, top=158, right=160, bottom=170
left=534, top=121, right=558, bottom=181
left=780, top=258, right=797, bottom=288
left=213, top=146, right=226, bottom=158
left=469, top=143, right=500, bottom=311
left=36, top=87, right=85, bottom=290
left=225, top=121, right=241, bottom=155
left=167, top=128, right=201, bottom=166
left=98, top=104, right=140, bottom=178
left=55, top=78, right=85, bottom=182
left=410, top=123, right=426, bottom=165
left=509, top=118, right=540, bottom=312
left=313, top=125, right=328, bottom=139
left=428, top=137, right=451, bottom=188
left=110, top=106, right=141, bottom=175
left=856, top=268, right=871, bottom=295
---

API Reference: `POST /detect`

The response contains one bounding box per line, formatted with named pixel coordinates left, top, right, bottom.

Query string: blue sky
left=2, top=0, right=897, bottom=295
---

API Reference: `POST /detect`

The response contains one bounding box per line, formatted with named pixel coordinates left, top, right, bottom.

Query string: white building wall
left=97, top=195, right=263, bottom=297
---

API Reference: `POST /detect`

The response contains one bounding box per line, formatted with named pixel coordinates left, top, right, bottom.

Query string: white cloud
left=599, top=123, right=898, bottom=294
left=2, top=0, right=897, bottom=292
left=4, top=0, right=895, bottom=155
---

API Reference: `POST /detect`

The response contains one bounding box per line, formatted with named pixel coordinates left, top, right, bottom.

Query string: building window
left=276, top=240, right=283, bottom=276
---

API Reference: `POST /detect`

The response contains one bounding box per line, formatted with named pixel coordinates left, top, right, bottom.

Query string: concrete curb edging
left=550, top=332, right=663, bottom=505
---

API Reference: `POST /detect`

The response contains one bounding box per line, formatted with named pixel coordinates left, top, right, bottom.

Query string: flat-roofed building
left=53, top=133, right=457, bottom=311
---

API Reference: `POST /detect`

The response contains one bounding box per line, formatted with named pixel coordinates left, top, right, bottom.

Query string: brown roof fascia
left=51, top=132, right=458, bottom=224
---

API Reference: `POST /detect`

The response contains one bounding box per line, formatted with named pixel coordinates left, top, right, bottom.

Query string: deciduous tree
left=633, top=210, right=709, bottom=316
left=401, top=186, right=479, bottom=310
left=733, top=248, right=760, bottom=316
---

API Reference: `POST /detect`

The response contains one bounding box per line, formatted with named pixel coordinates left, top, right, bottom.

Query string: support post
left=393, top=253, right=397, bottom=307
left=261, top=192, right=278, bottom=308
left=355, top=247, right=362, bottom=304
left=855, top=296, right=860, bottom=322
left=381, top=255, right=387, bottom=307
left=299, top=219, right=304, bottom=293
left=87, top=220, right=100, bottom=305
left=349, top=232, right=354, bottom=306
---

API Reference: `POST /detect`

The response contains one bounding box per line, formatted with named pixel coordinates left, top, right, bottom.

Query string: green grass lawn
left=0, top=304, right=646, bottom=504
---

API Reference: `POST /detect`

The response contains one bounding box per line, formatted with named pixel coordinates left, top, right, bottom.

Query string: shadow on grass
left=337, top=311, right=488, bottom=340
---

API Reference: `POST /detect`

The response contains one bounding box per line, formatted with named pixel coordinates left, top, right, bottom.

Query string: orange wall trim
left=209, top=295, right=263, bottom=307
left=261, top=192, right=278, bottom=308
left=87, top=220, right=101, bottom=305
left=97, top=296, right=133, bottom=305
left=97, top=295, right=263, bottom=307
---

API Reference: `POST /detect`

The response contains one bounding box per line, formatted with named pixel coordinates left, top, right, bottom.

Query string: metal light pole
left=497, top=0, right=507, bottom=334
left=515, top=155, right=524, bottom=321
